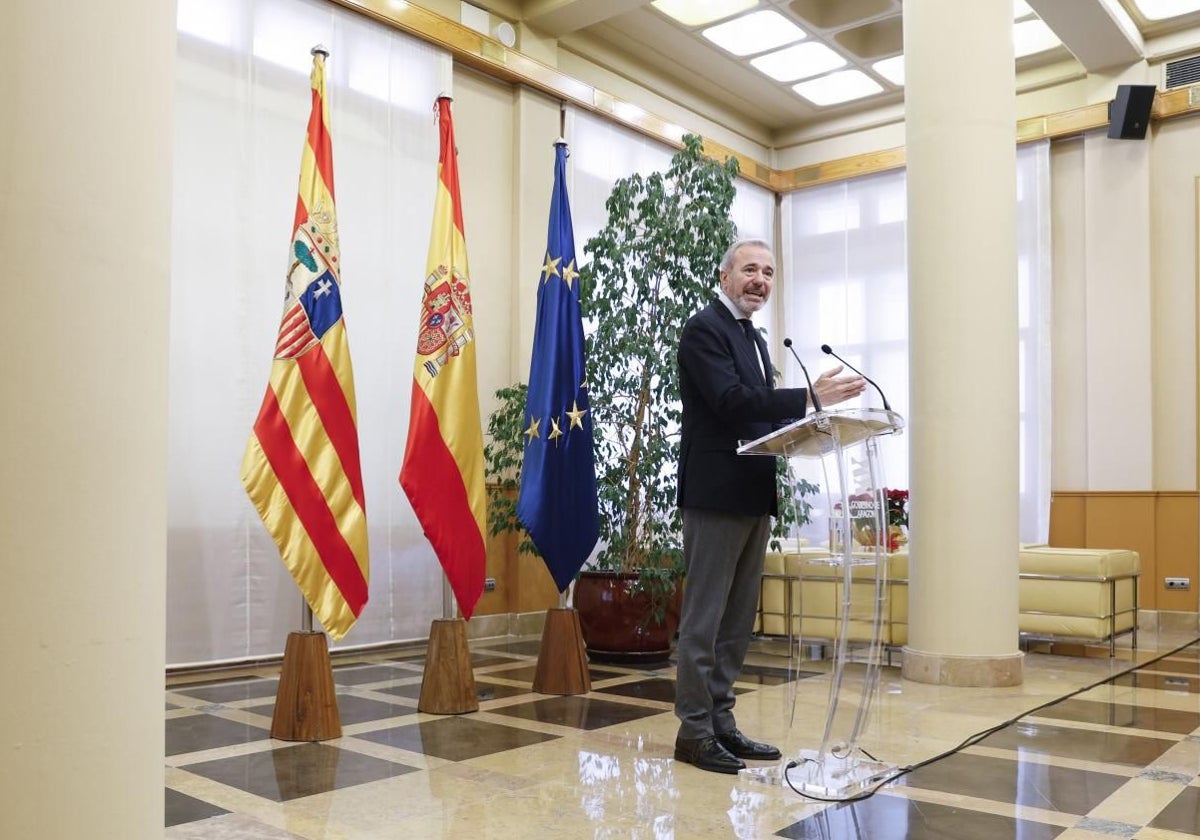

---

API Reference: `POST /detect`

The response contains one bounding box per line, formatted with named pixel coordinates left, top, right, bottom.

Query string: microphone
left=820, top=344, right=891, bottom=411
left=782, top=337, right=822, bottom=413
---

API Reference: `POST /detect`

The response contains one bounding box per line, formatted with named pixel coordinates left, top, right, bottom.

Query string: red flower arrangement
left=830, top=489, right=909, bottom=552
left=885, top=488, right=908, bottom=551
left=886, top=488, right=909, bottom=528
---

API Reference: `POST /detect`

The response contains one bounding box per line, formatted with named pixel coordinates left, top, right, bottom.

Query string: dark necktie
left=740, top=319, right=766, bottom=384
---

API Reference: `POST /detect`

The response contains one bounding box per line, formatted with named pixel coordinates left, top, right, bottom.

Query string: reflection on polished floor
left=166, top=631, right=1200, bottom=839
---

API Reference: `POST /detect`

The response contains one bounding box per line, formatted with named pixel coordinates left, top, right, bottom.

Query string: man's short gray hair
left=719, top=238, right=774, bottom=273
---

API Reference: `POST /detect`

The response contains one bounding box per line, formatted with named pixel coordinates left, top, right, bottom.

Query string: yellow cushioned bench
left=758, top=545, right=1140, bottom=657
left=1018, top=546, right=1140, bottom=655
left=758, top=548, right=909, bottom=647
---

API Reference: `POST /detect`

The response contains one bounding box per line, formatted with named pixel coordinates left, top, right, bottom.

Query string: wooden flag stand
left=418, top=617, right=478, bottom=714
left=271, top=627, right=342, bottom=741
left=533, top=607, right=591, bottom=695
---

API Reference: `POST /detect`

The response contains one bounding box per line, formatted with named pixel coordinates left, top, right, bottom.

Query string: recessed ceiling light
left=751, top=42, right=845, bottom=82
left=793, top=70, right=883, bottom=106
left=651, top=0, right=759, bottom=27
left=1128, top=0, right=1200, bottom=21
left=1013, top=18, right=1062, bottom=57
left=1012, top=0, right=1033, bottom=19
left=702, top=10, right=806, bottom=57
left=873, top=55, right=904, bottom=86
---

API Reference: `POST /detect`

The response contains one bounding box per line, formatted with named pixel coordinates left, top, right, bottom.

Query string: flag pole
left=529, top=131, right=595, bottom=696
left=401, top=92, right=485, bottom=716
left=251, top=43, right=360, bottom=742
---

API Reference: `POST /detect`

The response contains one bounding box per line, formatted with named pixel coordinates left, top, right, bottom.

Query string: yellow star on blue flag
left=516, top=140, right=599, bottom=591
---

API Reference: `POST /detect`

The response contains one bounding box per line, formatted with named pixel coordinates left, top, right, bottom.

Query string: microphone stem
left=786, top=343, right=822, bottom=413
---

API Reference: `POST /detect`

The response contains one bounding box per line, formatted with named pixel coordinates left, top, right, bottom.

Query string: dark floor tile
left=390, top=653, right=521, bottom=668
left=776, top=793, right=1063, bottom=839
left=165, top=787, right=228, bottom=827
left=1148, top=785, right=1200, bottom=835
left=1035, top=698, right=1200, bottom=734
left=170, top=678, right=280, bottom=704
left=488, top=695, right=664, bottom=730
left=474, top=639, right=543, bottom=656
left=484, top=664, right=626, bottom=684
left=736, top=663, right=822, bottom=686
left=467, top=654, right=527, bottom=667
left=901, top=752, right=1126, bottom=814
left=978, top=720, right=1177, bottom=767
left=355, top=715, right=559, bottom=761
left=476, top=681, right=532, bottom=701
left=600, top=657, right=676, bottom=672
left=243, top=693, right=415, bottom=726
left=180, top=743, right=416, bottom=802
left=374, top=680, right=529, bottom=702
left=330, top=665, right=411, bottom=686
left=1112, top=672, right=1200, bottom=693
left=595, top=678, right=677, bottom=702
left=166, top=713, right=271, bottom=756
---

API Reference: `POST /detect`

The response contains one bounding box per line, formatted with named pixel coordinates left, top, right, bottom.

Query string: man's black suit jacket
left=676, top=300, right=810, bottom=517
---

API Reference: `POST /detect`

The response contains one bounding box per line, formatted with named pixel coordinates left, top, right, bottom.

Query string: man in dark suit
left=673, top=238, right=865, bottom=774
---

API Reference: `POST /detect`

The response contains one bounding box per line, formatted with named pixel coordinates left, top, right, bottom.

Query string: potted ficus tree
left=487, top=136, right=819, bottom=663
left=571, top=134, right=738, bottom=663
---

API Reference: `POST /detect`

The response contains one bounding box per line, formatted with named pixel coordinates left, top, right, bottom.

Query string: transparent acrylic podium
left=736, top=408, right=905, bottom=798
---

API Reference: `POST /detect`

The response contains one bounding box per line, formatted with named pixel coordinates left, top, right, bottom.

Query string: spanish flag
left=400, top=96, right=487, bottom=619
left=241, top=48, right=369, bottom=641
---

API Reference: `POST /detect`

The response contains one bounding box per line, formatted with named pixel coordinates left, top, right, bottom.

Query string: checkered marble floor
left=165, top=633, right=1200, bottom=839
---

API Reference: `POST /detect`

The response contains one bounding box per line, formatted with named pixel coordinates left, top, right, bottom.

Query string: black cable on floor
left=782, top=636, right=1200, bottom=803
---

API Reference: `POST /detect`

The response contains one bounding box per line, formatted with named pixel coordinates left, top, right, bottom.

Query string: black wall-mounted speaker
left=1107, top=84, right=1157, bottom=139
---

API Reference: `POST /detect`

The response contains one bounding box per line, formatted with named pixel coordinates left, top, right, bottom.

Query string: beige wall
left=1047, top=115, right=1200, bottom=494
left=1149, top=116, right=1200, bottom=491
left=451, top=68, right=564, bottom=416
left=453, top=68, right=519, bottom=415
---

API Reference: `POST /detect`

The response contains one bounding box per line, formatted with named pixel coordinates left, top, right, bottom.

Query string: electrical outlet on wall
left=1165, top=577, right=1191, bottom=590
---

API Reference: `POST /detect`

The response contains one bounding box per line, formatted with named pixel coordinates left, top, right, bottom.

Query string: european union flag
left=516, top=141, right=599, bottom=592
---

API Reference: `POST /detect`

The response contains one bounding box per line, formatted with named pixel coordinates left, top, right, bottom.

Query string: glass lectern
left=737, top=407, right=905, bottom=797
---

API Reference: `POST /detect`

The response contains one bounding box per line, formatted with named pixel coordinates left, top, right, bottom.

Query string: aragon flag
left=399, top=95, right=487, bottom=619
left=240, top=47, right=369, bottom=642
left=516, top=141, right=599, bottom=591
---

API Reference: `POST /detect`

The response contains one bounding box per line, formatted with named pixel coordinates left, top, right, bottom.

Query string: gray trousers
left=674, top=507, right=771, bottom=740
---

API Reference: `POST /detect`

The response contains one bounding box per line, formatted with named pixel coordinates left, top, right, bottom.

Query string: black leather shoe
left=716, top=728, right=782, bottom=760
left=674, top=735, right=746, bottom=774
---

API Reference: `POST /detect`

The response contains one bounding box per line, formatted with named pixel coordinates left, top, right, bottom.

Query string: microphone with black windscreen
left=782, top=337, right=822, bottom=413
left=820, top=343, right=891, bottom=411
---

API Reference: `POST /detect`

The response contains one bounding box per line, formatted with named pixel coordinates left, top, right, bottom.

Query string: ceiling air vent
left=1165, top=54, right=1200, bottom=89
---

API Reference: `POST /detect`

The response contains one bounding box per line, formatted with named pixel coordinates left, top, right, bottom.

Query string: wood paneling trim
left=1049, top=491, right=1200, bottom=612
left=330, top=0, right=776, bottom=187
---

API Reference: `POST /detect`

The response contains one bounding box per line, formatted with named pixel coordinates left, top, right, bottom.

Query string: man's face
left=721, top=244, right=775, bottom=317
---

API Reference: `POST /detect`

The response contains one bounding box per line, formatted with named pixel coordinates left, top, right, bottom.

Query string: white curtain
left=168, top=0, right=449, bottom=665
left=781, top=140, right=1052, bottom=545
left=566, top=107, right=777, bottom=323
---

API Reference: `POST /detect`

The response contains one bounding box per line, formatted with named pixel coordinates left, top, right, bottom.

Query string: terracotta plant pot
left=574, top=570, right=682, bottom=665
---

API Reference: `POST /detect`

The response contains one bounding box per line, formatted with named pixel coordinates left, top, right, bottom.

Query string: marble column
left=902, top=0, right=1023, bottom=685
left=0, top=2, right=174, bottom=836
